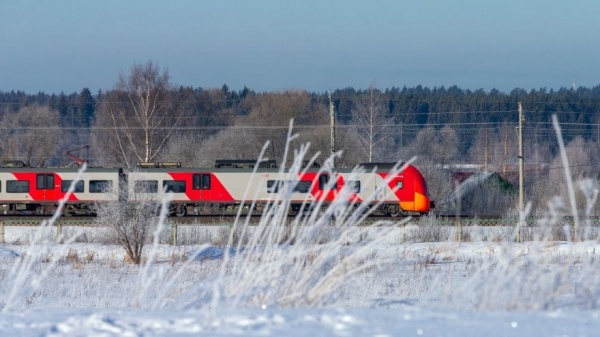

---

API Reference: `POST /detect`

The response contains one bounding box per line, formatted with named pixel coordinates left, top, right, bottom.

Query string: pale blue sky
left=1, top=0, right=598, bottom=94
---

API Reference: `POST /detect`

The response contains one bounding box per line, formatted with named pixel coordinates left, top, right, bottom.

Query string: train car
left=0, top=160, right=432, bottom=217
left=126, top=161, right=433, bottom=217
left=0, top=162, right=122, bottom=215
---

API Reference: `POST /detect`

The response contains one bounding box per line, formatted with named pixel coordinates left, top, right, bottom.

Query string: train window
left=48, top=175, right=54, bottom=189
left=396, top=181, right=403, bottom=190
left=90, top=180, right=113, bottom=193
left=7, top=180, right=29, bottom=193
left=193, top=175, right=201, bottom=189
left=163, top=180, right=186, bottom=193
left=134, top=180, right=158, bottom=193
left=61, top=180, right=84, bottom=193
left=193, top=174, right=211, bottom=190
left=267, top=180, right=311, bottom=193
left=36, top=174, right=54, bottom=190
left=318, top=175, right=327, bottom=189
left=202, top=174, right=211, bottom=190
left=318, top=174, right=338, bottom=190
left=36, top=175, right=44, bottom=189
left=267, top=180, right=281, bottom=193
left=294, top=181, right=311, bottom=193
left=347, top=180, right=361, bottom=193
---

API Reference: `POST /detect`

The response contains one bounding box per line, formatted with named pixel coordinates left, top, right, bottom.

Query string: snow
left=1, top=239, right=600, bottom=336
left=1, top=303, right=599, bottom=336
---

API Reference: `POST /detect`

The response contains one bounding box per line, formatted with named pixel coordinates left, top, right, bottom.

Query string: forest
left=2, top=61, right=600, bottom=217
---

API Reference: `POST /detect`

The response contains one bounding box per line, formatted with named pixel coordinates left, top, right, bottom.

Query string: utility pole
left=517, top=102, right=525, bottom=240
left=329, top=90, right=336, bottom=168
left=484, top=127, right=488, bottom=171
left=503, top=129, right=508, bottom=173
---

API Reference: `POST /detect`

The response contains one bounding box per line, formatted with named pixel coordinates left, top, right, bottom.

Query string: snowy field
left=1, top=227, right=600, bottom=336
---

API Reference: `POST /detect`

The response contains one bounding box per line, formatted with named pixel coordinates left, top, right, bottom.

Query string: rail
left=1, top=216, right=598, bottom=245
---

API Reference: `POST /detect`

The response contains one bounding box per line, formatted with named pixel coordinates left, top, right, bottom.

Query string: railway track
left=0, top=215, right=234, bottom=227
left=0, top=215, right=403, bottom=227
left=2, top=215, right=598, bottom=246
left=0, top=214, right=595, bottom=227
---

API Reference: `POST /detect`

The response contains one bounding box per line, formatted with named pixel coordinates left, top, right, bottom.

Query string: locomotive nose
left=414, top=191, right=432, bottom=212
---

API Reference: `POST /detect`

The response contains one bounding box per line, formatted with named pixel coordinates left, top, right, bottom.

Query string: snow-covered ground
left=2, top=305, right=599, bottom=337
left=1, top=237, right=600, bottom=336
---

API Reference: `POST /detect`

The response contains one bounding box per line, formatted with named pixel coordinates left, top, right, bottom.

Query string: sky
left=1, top=0, right=599, bottom=94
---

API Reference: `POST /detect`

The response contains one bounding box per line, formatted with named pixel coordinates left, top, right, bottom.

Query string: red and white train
left=0, top=160, right=433, bottom=217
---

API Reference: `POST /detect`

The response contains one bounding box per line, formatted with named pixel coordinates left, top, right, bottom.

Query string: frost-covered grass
left=2, top=217, right=600, bottom=335
left=2, top=240, right=600, bottom=312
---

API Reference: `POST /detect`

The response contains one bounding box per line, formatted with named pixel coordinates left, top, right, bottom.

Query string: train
left=0, top=160, right=434, bottom=217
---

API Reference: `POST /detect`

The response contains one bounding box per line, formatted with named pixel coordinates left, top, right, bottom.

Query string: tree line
left=2, top=61, right=600, bottom=217
left=3, top=81, right=600, bottom=132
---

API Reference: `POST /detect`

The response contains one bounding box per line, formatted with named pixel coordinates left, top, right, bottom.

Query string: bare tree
left=407, top=126, right=461, bottom=207
left=194, top=127, right=265, bottom=167
left=410, top=126, right=459, bottom=166
left=553, top=136, right=600, bottom=180
left=492, top=124, right=519, bottom=174
left=160, top=132, right=206, bottom=167
left=351, top=83, right=394, bottom=162
left=524, top=136, right=600, bottom=218
left=469, top=127, right=497, bottom=171
left=334, top=126, right=365, bottom=167
left=93, top=61, right=189, bottom=167
left=241, top=90, right=326, bottom=164
left=0, top=104, right=61, bottom=166
left=438, top=126, right=460, bottom=164
left=94, top=179, right=164, bottom=264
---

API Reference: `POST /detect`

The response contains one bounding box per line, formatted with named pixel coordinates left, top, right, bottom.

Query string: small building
left=438, top=171, right=517, bottom=217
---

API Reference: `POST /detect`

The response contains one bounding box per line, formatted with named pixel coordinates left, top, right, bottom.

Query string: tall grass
left=0, top=164, right=86, bottom=312
left=434, top=114, right=600, bottom=310
left=177, top=121, right=413, bottom=311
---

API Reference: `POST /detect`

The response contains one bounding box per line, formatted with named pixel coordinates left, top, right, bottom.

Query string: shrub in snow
left=94, top=177, right=168, bottom=264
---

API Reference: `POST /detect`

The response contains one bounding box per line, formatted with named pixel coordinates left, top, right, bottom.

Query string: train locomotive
left=0, top=160, right=433, bottom=217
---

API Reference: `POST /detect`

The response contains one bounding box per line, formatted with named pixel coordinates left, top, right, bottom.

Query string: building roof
left=441, top=171, right=516, bottom=207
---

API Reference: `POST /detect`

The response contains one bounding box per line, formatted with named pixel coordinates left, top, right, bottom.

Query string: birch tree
left=93, top=61, right=187, bottom=167
left=351, top=83, right=394, bottom=162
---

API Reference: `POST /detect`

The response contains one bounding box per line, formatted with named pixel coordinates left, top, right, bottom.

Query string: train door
left=374, top=174, right=386, bottom=201
left=36, top=173, right=56, bottom=202
left=193, top=173, right=212, bottom=201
